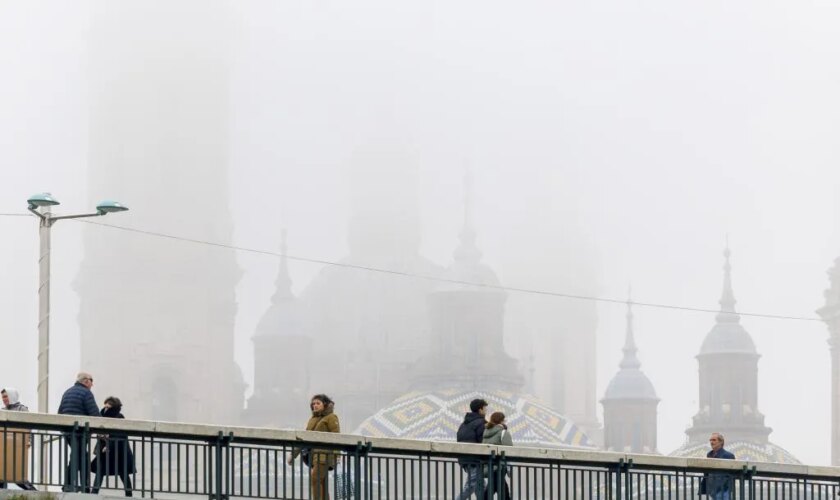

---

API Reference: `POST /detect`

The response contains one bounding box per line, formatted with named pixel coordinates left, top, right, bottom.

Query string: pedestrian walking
left=456, top=398, right=488, bottom=500
left=90, top=397, right=135, bottom=497
left=700, top=432, right=735, bottom=499
left=287, top=394, right=341, bottom=500
left=482, top=412, right=512, bottom=500
left=57, top=372, right=99, bottom=492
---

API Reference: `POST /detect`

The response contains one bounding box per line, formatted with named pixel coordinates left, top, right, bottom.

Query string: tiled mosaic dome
left=670, top=440, right=800, bottom=464
left=355, top=389, right=594, bottom=448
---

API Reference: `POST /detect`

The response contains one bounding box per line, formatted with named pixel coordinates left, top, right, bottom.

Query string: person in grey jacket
left=58, top=372, right=99, bottom=492
left=482, top=412, right=512, bottom=500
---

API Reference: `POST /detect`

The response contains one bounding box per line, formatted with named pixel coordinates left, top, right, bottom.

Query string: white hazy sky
left=2, top=0, right=839, bottom=466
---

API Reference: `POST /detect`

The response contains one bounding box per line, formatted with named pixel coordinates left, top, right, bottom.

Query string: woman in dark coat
left=90, top=397, right=135, bottom=497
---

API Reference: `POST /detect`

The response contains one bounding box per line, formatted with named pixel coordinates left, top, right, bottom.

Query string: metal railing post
left=740, top=465, right=755, bottom=499
left=499, top=451, right=508, bottom=500
left=83, top=422, right=92, bottom=493
left=210, top=431, right=232, bottom=500
left=615, top=458, right=633, bottom=499
left=486, top=450, right=496, bottom=499
left=352, top=441, right=368, bottom=499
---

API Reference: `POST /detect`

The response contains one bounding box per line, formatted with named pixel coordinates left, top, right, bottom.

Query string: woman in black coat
left=90, top=397, right=135, bottom=497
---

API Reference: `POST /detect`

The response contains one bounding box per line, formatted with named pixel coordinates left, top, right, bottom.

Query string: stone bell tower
left=76, top=2, right=244, bottom=424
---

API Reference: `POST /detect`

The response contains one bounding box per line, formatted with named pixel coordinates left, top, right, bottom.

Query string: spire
left=453, top=168, right=482, bottom=263
left=270, top=229, right=294, bottom=303
left=716, top=237, right=740, bottom=324
left=619, top=286, right=641, bottom=369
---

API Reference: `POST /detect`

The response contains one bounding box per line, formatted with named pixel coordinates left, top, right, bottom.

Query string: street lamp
left=26, top=192, right=129, bottom=413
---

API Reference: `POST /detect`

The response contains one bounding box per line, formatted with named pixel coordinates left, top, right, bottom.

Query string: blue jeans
left=457, top=464, right=485, bottom=500
left=711, top=491, right=730, bottom=500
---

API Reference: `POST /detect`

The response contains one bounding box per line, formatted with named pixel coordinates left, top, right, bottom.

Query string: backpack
left=456, top=422, right=473, bottom=443
left=456, top=417, right=482, bottom=443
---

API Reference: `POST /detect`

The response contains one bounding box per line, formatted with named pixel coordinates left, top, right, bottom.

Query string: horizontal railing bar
left=3, top=411, right=839, bottom=485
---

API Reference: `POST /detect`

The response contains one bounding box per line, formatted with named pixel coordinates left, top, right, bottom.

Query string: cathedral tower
left=601, top=292, right=659, bottom=453
left=76, top=2, right=244, bottom=424
left=299, top=148, right=443, bottom=429
left=685, top=246, right=771, bottom=444
left=245, top=231, right=311, bottom=427
left=412, top=172, right=523, bottom=391
left=671, top=246, right=798, bottom=463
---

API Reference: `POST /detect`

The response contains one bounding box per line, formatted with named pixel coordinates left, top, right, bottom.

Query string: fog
left=1, top=0, right=839, bottom=465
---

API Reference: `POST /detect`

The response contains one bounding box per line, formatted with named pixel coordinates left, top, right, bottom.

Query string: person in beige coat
left=287, top=394, right=340, bottom=500
left=0, top=388, right=36, bottom=490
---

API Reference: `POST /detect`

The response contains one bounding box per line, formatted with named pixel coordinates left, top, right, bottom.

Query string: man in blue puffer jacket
left=58, top=372, right=100, bottom=492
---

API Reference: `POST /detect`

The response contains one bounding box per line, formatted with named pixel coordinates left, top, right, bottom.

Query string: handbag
left=300, top=449, right=311, bottom=467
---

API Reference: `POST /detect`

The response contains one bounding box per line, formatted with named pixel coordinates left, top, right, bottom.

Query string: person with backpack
left=456, top=398, right=488, bottom=500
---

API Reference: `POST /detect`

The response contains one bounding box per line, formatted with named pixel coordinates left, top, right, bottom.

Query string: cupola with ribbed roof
left=686, top=244, right=771, bottom=444
left=672, top=244, right=799, bottom=463
left=601, top=290, right=659, bottom=453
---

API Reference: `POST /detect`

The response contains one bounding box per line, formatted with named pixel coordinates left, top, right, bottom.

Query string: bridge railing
left=2, top=411, right=838, bottom=499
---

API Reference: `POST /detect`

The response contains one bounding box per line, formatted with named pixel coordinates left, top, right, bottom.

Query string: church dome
left=603, top=369, right=658, bottom=401
left=602, top=298, right=658, bottom=401
left=699, top=321, right=757, bottom=356
left=669, top=440, right=800, bottom=465
left=440, top=259, right=502, bottom=290
left=355, top=389, right=593, bottom=448
left=254, top=300, right=299, bottom=337
left=698, top=247, right=758, bottom=357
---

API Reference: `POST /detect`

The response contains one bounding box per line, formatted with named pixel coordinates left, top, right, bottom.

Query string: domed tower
left=244, top=231, right=311, bottom=427
left=601, top=292, right=659, bottom=453
left=412, top=172, right=522, bottom=391
left=76, top=2, right=244, bottom=425
left=672, top=246, right=799, bottom=463
left=355, top=174, right=592, bottom=449
left=817, top=256, right=840, bottom=465
left=299, top=148, right=443, bottom=429
left=686, top=246, right=770, bottom=444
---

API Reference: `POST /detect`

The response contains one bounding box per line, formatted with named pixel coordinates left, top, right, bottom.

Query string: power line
left=0, top=213, right=32, bottom=217
left=71, top=218, right=826, bottom=323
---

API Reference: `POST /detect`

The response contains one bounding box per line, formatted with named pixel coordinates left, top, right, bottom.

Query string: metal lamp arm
left=50, top=212, right=105, bottom=221
left=27, top=206, right=47, bottom=221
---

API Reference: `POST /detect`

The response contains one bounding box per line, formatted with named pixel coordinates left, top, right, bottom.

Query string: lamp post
left=27, top=193, right=129, bottom=413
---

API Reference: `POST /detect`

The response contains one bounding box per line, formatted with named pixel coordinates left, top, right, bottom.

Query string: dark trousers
left=92, top=470, right=133, bottom=497
left=63, top=433, right=90, bottom=492
left=484, top=467, right=510, bottom=500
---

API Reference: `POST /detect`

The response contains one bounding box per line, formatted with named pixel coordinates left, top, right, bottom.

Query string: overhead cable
left=70, top=218, right=825, bottom=323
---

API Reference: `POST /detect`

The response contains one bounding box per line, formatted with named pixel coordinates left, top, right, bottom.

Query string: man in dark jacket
left=58, top=372, right=100, bottom=492
left=455, top=398, right=488, bottom=500
left=702, top=432, right=735, bottom=499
